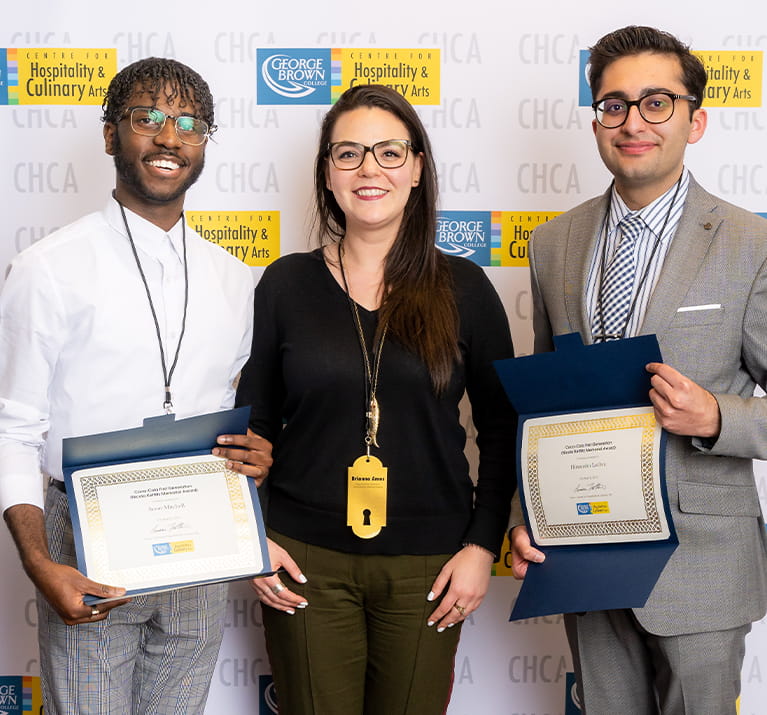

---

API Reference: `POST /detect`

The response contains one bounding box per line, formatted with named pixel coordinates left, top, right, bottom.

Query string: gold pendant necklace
left=337, top=239, right=389, bottom=539
left=337, top=239, right=387, bottom=453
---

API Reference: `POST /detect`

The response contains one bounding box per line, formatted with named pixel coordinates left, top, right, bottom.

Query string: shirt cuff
left=0, top=441, right=45, bottom=512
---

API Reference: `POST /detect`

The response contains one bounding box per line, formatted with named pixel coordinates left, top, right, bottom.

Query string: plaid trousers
left=38, top=484, right=228, bottom=715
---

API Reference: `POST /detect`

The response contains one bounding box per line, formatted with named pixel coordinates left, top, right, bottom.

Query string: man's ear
left=103, top=122, right=116, bottom=156
left=687, top=107, right=707, bottom=146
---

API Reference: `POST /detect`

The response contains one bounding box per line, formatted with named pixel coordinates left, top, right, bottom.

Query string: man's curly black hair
left=101, top=57, right=216, bottom=134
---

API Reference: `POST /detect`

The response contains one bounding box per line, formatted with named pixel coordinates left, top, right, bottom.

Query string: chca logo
left=260, top=54, right=325, bottom=99
left=152, top=543, right=171, bottom=556
left=576, top=503, right=591, bottom=515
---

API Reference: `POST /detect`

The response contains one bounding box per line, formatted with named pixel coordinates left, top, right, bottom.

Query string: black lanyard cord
left=116, top=198, right=189, bottom=413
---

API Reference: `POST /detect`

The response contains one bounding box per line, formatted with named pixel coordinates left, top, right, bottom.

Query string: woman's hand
left=425, top=543, right=495, bottom=632
left=250, top=537, right=308, bottom=615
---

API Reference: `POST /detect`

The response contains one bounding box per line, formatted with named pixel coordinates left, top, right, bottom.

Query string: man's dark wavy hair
left=101, top=57, right=216, bottom=133
left=588, top=26, right=707, bottom=111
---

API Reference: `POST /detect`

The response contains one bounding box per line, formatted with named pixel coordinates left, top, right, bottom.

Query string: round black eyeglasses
left=592, top=92, right=697, bottom=128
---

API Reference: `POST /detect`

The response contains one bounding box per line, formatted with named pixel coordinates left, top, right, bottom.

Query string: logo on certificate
left=576, top=501, right=610, bottom=515
left=152, top=540, right=195, bottom=556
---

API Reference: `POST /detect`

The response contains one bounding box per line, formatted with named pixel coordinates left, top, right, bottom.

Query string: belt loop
left=49, top=477, right=67, bottom=494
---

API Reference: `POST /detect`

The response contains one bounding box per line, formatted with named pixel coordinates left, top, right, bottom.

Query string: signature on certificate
left=574, top=481, right=608, bottom=493
left=151, top=519, right=189, bottom=534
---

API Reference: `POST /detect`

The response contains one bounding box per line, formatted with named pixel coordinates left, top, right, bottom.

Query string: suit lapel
left=564, top=190, right=610, bottom=344
left=640, top=178, right=719, bottom=337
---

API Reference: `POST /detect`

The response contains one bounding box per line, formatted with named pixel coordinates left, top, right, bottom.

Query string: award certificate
left=69, top=454, right=268, bottom=597
left=521, top=406, right=669, bottom=546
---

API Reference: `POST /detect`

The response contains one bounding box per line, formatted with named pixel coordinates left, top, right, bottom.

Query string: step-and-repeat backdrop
left=2, top=1, right=767, bottom=713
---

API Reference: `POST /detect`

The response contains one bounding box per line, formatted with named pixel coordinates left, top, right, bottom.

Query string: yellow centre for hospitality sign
left=187, top=211, right=280, bottom=267
left=494, top=212, right=562, bottom=267
left=7, top=48, right=116, bottom=105
left=334, top=48, right=440, bottom=104
left=694, top=50, right=762, bottom=107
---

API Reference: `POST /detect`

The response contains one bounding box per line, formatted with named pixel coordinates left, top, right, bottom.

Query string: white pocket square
left=677, top=303, right=722, bottom=313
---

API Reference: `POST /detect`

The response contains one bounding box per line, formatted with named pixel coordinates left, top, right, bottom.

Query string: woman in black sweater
left=236, top=84, right=516, bottom=715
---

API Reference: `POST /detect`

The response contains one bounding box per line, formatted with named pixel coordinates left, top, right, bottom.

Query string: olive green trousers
left=262, top=530, right=462, bottom=715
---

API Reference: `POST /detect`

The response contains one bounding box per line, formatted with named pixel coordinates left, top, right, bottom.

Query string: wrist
left=462, top=541, right=496, bottom=560
left=700, top=391, right=721, bottom=439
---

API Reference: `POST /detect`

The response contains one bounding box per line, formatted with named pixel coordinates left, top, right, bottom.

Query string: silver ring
left=90, top=607, right=100, bottom=618
left=271, top=583, right=285, bottom=595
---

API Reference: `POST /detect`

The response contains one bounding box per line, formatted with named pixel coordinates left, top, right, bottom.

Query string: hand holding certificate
left=494, top=333, right=678, bottom=619
left=63, top=407, right=271, bottom=603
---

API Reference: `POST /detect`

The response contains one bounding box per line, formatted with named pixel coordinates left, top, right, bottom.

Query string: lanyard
left=116, top=198, right=189, bottom=413
left=337, top=239, right=387, bottom=454
left=593, top=174, right=682, bottom=342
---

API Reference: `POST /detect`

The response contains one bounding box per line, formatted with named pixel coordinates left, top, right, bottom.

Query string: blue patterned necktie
left=594, top=213, right=645, bottom=342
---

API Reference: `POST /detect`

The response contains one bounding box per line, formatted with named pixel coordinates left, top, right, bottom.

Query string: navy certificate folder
left=494, top=332, right=678, bottom=620
left=62, top=407, right=270, bottom=604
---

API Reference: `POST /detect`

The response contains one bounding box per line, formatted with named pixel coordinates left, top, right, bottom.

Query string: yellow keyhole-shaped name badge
left=347, top=454, right=388, bottom=539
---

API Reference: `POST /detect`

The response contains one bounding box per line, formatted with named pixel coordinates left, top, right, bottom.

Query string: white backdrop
left=2, top=1, right=767, bottom=713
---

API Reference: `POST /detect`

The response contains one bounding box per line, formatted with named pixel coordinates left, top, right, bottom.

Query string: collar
left=105, top=196, right=184, bottom=264
left=607, top=167, right=690, bottom=243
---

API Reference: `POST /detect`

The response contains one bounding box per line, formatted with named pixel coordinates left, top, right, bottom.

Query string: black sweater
left=236, top=250, right=517, bottom=556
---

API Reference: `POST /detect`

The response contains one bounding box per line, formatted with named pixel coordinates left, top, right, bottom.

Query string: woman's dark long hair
left=313, top=84, right=460, bottom=393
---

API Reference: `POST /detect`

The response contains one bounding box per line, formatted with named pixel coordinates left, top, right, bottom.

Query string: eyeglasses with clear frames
left=121, top=106, right=213, bottom=146
left=591, top=92, right=697, bottom=129
left=328, top=140, right=413, bottom=170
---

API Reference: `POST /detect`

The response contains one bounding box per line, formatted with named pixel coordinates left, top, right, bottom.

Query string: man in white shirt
left=0, top=57, right=272, bottom=714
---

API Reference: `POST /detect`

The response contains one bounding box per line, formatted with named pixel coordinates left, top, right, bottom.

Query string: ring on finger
left=90, top=607, right=100, bottom=618
left=453, top=603, right=466, bottom=616
left=271, top=582, right=286, bottom=595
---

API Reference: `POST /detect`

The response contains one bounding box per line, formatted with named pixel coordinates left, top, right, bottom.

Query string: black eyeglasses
left=328, top=140, right=413, bottom=170
left=121, top=106, right=213, bottom=146
left=592, top=92, right=697, bottom=128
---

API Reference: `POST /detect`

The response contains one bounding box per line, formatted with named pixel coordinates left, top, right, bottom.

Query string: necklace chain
left=337, top=239, right=387, bottom=453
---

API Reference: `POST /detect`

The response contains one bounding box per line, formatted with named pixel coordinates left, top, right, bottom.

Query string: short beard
left=112, top=131, right=204, bottom=205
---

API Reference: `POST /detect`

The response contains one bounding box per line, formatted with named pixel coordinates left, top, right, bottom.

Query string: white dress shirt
left=0, top=197, right=254, bottom=511
left=585, top=168, right=690, bottom=340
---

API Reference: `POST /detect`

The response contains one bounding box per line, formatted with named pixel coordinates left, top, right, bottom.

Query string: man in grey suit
left=510, top=25, right=767, bottom=714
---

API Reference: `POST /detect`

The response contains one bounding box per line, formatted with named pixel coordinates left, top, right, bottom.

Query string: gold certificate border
left=75, top=457, right=259, bottom=586
left=526, top=411, right=663, bottom=540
